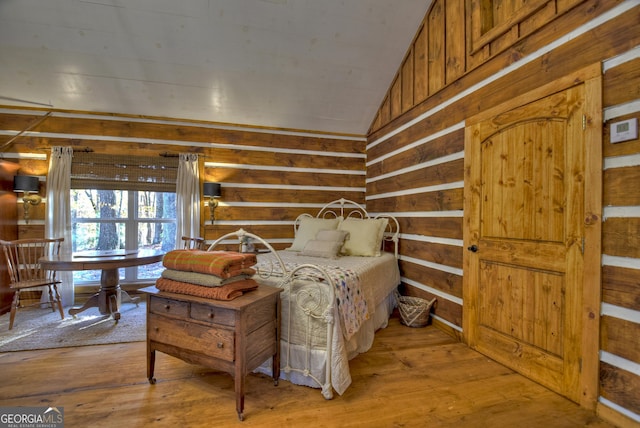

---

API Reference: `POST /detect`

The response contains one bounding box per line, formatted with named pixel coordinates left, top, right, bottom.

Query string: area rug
left=0, top=302, right=146, bottom=352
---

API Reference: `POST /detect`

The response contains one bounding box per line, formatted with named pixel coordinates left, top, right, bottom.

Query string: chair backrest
left=0, top=238, right=64, bottom=284
left=181, top=236, right=205, bottom=250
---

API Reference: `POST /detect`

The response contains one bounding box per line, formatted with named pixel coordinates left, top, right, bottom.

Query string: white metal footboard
left=206, top=229, right=337, bottom=399
left=277, top=264, right=335, bottom=399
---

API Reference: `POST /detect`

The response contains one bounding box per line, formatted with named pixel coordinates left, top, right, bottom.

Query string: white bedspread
left=256, top=250, right=400, bottom=307
left=254, top=250, right=400, bottom=395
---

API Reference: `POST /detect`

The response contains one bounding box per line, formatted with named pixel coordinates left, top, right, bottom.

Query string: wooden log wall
left=366, top=0, right=639, bottom=426
left=600, top=47, right=640, bottom=426
left=0, top=111, right=365, bottom=248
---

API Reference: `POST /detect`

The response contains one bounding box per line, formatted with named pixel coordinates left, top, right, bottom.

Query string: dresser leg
left=236, top=375, right=245, bottom=421
left=272, top=357, right=279, bottom=386
left=148, top=349, right=156, bottom=384
left=274, top=295, right=281, bottom=386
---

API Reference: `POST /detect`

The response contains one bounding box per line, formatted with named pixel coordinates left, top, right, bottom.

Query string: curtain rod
left=76, top=151, right=187, bottom=157
left=160, top=152, right=209, bottom=158
left=35, top=148, right=202, bottom=157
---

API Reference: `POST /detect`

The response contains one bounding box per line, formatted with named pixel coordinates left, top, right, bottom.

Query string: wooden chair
left=0, top=238, right=65, bottom=330
left=181, top=236, right=206, bottom=250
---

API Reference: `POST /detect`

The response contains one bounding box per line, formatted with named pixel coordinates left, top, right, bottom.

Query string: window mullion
left=124, top=191, right=138, bottom=281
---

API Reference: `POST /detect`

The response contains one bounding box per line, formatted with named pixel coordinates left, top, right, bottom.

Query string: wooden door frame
left=462, top=63, right=602, bottom=409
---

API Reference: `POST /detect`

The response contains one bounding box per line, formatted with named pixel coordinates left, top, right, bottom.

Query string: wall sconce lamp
left=203, top=182, right=221, bottom=224
left=14, top=175, right=42, bottom=224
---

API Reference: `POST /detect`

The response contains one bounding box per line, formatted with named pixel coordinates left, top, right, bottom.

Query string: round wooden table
left=40, top=249, right=164, bottom=321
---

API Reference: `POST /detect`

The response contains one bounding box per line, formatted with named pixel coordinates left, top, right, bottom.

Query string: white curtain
left=45, top=146, right=74, bottom=306
left=175, top=153, right=201, bottom=248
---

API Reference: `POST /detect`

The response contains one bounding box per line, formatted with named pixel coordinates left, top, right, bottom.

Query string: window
left=70, top=153, right=178, bottom=285
left=469, top=0, right=582, bottom=55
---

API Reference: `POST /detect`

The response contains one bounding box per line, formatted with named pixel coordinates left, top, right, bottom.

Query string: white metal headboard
left=293, top=198, right=400, bottom=258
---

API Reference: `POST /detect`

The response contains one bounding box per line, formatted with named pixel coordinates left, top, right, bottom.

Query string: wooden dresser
left=140, top=285, right=282, bottom=421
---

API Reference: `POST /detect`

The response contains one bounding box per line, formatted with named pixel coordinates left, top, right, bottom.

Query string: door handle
left=467, top=245, right=478, bottom=252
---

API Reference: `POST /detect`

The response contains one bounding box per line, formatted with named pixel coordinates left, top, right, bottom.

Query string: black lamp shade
left=13, top=175, right=40, bottom=192
left=203, top=182, right=221, bottom=198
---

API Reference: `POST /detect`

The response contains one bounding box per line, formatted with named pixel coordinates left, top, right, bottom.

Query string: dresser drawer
left=149, top=296, right=189, bottom=319
left=148, top=313, right=235, bottom=362
left=190, top=302, right=235, bottom=326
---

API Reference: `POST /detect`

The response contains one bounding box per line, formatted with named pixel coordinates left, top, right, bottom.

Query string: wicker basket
left=395, top=291, right=436, bottom=328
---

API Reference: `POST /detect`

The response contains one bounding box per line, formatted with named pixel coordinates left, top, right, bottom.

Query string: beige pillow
left=315, top=229, right=350, bottom=243
left=300, top=239, right=343, bottom=258
left=338, top=217, right=388, bottom=257
left=288, top=217, right=341, bottom=251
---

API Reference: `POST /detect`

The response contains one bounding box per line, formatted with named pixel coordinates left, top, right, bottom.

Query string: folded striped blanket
left=161, top=269, right=253, bottom=287
left=163, top=250, right=257, bottom=279
left=155, top=277, right=259, bottom=300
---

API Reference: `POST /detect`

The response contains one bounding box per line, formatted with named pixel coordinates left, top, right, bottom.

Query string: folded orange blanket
left=162, top=250, right=258, bottom=279
left=155, top=277, right=259, bottom=300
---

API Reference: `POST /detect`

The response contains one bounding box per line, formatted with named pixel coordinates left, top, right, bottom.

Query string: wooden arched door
left=463, top=68, right=602, bottom=406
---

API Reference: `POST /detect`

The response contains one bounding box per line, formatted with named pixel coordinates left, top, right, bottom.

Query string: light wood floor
left=0, top=314, right=613, bottom=428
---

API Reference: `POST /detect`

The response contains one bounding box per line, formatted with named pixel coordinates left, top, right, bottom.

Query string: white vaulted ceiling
left=0, top=0, right=430, bottom=135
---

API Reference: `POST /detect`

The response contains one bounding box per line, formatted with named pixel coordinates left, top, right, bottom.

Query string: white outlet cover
left=610, top=118, right=638, bottom=143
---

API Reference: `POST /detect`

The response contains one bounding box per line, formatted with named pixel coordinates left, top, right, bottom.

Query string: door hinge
left=582, top=115, right=587, bottom=130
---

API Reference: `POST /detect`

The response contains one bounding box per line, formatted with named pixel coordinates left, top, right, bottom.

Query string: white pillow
left=338, top=217, right=388, bottom=257
left=288, top=217, right=341, bottom=251
left=315, top=229, right=350, bottom=243
left=300, top=239, right=343, bottom=258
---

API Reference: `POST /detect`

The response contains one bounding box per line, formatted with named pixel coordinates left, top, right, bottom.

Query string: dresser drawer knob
left=164, top=304, right=170, bottom=311
left=208, top=312, right=215, bottom=319
left=217, top=342, right=224, bottom=349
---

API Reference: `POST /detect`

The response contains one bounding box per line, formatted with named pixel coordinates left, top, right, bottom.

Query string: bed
left=205, top=198, right=401, bottom=399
